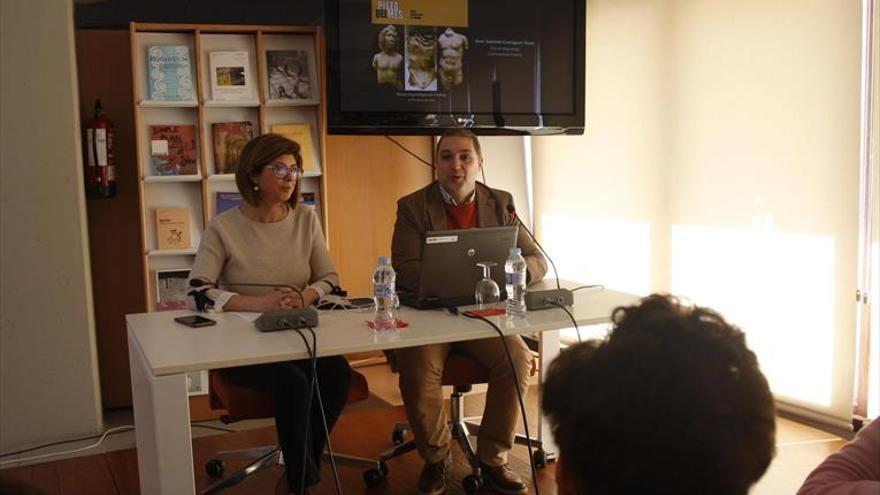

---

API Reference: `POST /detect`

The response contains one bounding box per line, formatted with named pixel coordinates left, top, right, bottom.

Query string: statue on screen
left=372, top=25, right=404, bottom=90
left=405, top=27, right=437, bottom=91
left=438, top=27, right=468, bottom=89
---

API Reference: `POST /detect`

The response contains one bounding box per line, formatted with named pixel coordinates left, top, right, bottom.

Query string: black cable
left=570, top=284, right=605, bottom=292
left=547, top=300, right=581, bottom=343
left=460, top=311, right=541, bottom=495
left=291, top=327, right=318, bottom=495
left=305, top=325, right=343, bottom=495
left=0, top=421, right=237, bottom=459
left=384, top=136, right=434, bottom=169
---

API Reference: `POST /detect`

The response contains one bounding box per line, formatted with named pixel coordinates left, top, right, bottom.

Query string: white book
left=209, top=50, right=253, bottom=102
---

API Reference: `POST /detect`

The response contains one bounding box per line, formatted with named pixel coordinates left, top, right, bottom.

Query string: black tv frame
left=324, top=0, right=585, bottom=136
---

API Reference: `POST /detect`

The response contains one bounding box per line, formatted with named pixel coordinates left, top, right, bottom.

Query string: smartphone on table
left=174, top=315, right=217, bottom=328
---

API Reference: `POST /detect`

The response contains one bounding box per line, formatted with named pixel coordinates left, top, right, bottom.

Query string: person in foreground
left=797, top=418, right=880, bottom=494
left=542, top=294, right=777, bottom=495
left=189, top=134, right=351, bottom=495
left=391, top=128, right=547, bottom=495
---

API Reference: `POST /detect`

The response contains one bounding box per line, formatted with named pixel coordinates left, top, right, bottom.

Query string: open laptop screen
left=401, top=226, right=517, bottom=309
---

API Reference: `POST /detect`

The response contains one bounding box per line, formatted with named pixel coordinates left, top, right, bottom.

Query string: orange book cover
left=270, top=123, right=316, bottom=172
left=155, top=207, right=191, bottom=250
left=149, top=125, right=197, bottom=175
left=212, top=122, right=254, bottom=174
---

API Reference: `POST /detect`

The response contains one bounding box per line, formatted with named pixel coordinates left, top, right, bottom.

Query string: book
left=216, top=191, right=243, bottom=215
left=266, top=50, right=312, bottom=100
left=270, top=123, right=316, bottom=172
left=299, top=192, right=316, bottom=208
left=155, top=268, right=190, bottom=311
left=209, top=51, right=252, bottom=102
left=149, top=125, right=197, bottom=175
left=155, top=207, right=191, bottom=250
left=147, top=45, right=195, bottom=101
left=211, top=122, right=254, bottom=174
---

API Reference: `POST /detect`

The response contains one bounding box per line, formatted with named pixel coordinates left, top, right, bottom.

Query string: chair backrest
left=441, top=353, right=491, bottom=386
left=209, top=367, right=370, bottom=422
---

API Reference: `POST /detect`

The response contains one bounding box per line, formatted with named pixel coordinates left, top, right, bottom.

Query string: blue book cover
left=216, top=192, right=243, bottom=215
left=147, top=45, right=195, bottom=101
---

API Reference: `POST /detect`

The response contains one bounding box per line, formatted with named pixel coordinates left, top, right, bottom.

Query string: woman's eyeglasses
left=269, top=162, right=303, bottom=179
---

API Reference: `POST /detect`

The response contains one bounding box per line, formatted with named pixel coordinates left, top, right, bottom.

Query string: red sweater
left=445, top=201, right=477, bottom=229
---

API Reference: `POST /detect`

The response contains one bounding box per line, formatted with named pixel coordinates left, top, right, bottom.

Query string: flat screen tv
left=325, top=0, right=585, bottom=135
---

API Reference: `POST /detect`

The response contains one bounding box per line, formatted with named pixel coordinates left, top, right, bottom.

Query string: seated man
left=543, top=294, right=777, bottom=495
left=391, top=128, right=547, bottom=495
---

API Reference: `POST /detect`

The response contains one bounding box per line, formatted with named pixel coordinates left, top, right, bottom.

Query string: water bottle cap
left=509, top=247, right=521, bottom=255
left=378, top=256, right=391, bottom=265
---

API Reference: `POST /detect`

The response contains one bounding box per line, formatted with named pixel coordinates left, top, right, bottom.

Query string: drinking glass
left=474, top=262, right=500, bottom=308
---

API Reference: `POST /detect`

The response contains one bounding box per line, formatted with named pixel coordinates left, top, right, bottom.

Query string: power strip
left=255, top=307, right=319, bottom=332
left=524, top=289, right=574, bottom=311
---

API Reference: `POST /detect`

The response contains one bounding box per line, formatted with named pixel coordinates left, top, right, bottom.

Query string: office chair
left=202, top=368, right=388, bottom=494
left=378, top=353, right=546, bottom=493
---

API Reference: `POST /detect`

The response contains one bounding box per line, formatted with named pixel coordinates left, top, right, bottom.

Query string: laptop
left=400, top=226, right=518, bottom=309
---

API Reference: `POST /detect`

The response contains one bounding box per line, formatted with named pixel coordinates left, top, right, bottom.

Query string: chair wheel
left=462, top=474, right=482, bottom=493
left=532, top=449, right=547, bottom=468
left=205, top=459, right=224, bottom=478
left=363, top=467, right=385, bottom=487
left=379, top=460, right=390, bottom=476
left=392, top=426, right=408, bottom=445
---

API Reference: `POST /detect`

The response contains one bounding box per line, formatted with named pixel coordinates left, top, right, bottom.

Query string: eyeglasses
left=269, top=162, right=303, bottom=179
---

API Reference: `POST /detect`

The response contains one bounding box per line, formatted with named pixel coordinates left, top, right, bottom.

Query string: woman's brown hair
left=235, top=133, right=303, bottom=207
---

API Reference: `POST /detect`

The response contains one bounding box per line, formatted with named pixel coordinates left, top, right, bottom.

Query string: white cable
left=0, top=425, right=134, bottom=467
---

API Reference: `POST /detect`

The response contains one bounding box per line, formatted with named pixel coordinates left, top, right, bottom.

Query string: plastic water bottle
left=505, top=247, right=527, bottom=318
left=372, top=257, right=399, bottom=332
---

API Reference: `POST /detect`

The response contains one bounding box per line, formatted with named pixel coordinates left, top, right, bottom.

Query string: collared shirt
left=438, top=184, right=476, bottom=206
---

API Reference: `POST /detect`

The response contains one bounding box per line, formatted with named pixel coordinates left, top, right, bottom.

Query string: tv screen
left=325, top=0, right=585, bottom=135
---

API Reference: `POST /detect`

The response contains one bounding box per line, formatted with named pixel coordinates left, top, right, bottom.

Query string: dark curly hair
left=542, top=294, right=776, bottom=495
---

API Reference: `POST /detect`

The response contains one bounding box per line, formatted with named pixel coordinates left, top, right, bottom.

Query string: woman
left=189, top=134, right=351, bottom=494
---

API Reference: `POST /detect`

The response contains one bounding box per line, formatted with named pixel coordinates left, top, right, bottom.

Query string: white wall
left=666, top=0, right=861, bottom=429
left=533, top=0, right=672, bottom=295
left=1, top=0, right=103, bottom=450
left=532, top=0, right=862, bottom=427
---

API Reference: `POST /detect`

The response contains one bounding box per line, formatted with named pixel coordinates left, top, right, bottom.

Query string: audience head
left=542, top=294, right=776, bottom=495
left=235, top=133, right=303, bottom=208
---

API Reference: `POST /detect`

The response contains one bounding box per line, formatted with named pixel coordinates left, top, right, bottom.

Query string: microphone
left=188, top=278, right=317, bottom=331
left=504, top=204, right=574, bottom=310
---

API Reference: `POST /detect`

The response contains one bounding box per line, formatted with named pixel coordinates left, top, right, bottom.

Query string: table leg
left=129, top=330, right=195, bottom=494
left=538, top=329, right=560, bottom=459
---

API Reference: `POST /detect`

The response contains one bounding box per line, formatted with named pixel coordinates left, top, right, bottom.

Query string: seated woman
left=189, top=133, right=351, bottom=495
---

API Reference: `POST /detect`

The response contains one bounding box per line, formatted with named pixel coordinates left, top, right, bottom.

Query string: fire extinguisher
left=82, top=99, right=116, bottom=198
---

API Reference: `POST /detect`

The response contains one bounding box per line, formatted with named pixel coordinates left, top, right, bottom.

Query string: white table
left=127, top=284, right=638, bottom=494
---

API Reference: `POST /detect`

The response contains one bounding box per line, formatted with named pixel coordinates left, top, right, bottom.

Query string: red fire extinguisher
left=82, top=99, right=116, bottom=198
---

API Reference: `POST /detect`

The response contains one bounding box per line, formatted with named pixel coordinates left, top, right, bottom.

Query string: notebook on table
left=399, top=226, right=518, bottom=309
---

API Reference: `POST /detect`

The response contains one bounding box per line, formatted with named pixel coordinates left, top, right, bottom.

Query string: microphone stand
left=505, top=204, right=574, bottom=310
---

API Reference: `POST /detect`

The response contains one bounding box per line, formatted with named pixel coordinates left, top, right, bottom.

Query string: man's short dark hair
left=542, top=294, right=776, bottom=495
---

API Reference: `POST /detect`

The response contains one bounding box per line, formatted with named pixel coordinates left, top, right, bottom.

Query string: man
left=542, top=294, right=777, bottom=495
left=391, top=128, right=547, bottom=495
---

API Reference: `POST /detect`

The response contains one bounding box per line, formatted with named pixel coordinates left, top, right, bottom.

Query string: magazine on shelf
left=149, top=124, right=197, bottom=175
left=270, top=123, right=316, bottom=172
left=154, top=207, right=192, bottom=250
left=215, top=191, right=243, bottom=215
left=267, top=50, right=313, bottom=100
left=155, top=268, right=191, bottom=311
left=147, top=45, right=195, bottom=101
left=209, top=51, right=253, bottom=102
left=212, top=122, right=254, bottom=174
